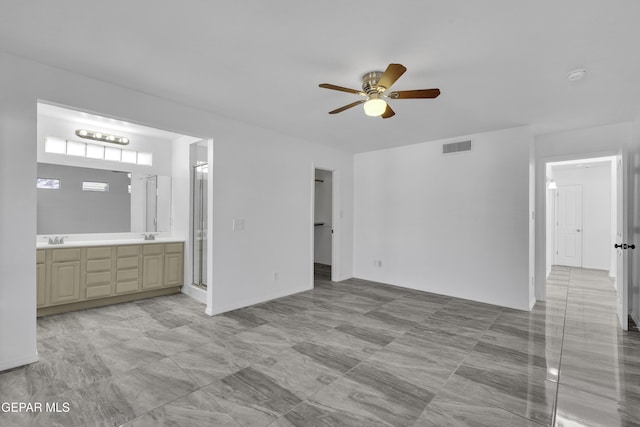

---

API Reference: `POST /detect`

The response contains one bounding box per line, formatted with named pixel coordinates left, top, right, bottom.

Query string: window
left=86, top=144, right=105, bottom=159
left=37, top=178, right=60, bottom=190
left=44, top=137, right=153, bottom=166
left=66, top=140, right=86, bottom=157
left=104, top=147, right=121, bottom=162
left=44, top=137, right=66, bottom=154
left=82, top=181, right=109, bottom=192
left=121, top=149, right=137, bottom=164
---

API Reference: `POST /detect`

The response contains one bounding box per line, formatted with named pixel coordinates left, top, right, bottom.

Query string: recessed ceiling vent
left=442, top=140, right=472, bottom=155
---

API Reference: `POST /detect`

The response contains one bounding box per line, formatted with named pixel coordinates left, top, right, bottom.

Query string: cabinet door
left=50, top=261, right=81, bottom=305
left=142, top=255, right=163, bottom=290
left=36, top=263, right=47, bottom=307
left=164, top=253, right=183, bottom=287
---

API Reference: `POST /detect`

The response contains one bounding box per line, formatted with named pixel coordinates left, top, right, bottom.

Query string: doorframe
left=310, top=164, right=340, bottom=285
left=536, top=150, right=620, bottom=302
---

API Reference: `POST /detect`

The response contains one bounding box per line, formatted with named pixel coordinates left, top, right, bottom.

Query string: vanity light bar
left=75, top=129, right=130, bottom=145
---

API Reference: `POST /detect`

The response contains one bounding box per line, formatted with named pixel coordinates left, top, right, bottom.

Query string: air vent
left=442, top=140, right=472, bottom=155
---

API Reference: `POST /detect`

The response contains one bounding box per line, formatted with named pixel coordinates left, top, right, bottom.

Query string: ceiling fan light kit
left=363, top=95, right=387, bottom=117
left=319, top=63, right=441, bottom=119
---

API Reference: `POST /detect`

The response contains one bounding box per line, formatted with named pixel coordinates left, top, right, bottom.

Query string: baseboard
left=182, top=284, right=207, bottom=304
left=0, top=353, right=39, bottom=372
left=529, top=298, right=537, bottom=311
left=352, top=275, right=531, bottom=311
left=209, top=286, right=311, bottom=316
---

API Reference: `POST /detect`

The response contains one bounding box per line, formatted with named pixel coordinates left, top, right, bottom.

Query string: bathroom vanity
left=36, top=240, right=184, bottom=316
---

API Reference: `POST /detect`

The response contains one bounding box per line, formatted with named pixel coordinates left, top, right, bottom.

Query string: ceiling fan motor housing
left=362, top=71, right=385, bottom=94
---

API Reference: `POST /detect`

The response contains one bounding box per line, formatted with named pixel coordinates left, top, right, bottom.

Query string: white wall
left=552, top=163, right=612, bottom=271
left=0, top=52, right=354, bottom=371
left=534, top=122, right=633, bottom=301
left=354, top=126, right=532, bottom=311
left=314, top=169, right=332, bottom=265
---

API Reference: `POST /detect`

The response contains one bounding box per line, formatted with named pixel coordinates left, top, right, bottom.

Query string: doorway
left=313, top=168, right=334, bottom=281
left=544, top=155, right=629, bottom=329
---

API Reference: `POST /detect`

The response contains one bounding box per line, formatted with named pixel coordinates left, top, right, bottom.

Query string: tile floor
left=0, top=267, right=639, bottom=426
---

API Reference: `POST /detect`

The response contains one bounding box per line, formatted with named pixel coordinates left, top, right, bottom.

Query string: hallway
left=549, top=267, right=640, bottom=426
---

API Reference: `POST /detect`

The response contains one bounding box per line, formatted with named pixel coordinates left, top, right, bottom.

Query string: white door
left=555, top=185, right=583, bottom=267
left=616, top=151, right=628, bottom=330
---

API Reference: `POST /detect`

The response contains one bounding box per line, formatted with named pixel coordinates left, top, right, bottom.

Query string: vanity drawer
left=143, top=244, right=164, bottom=256
left=87, top=247, right=111, bottom=260
left=117, top=257, right=139, bottom=270
left=86, top=284, right=112, bottom=299
left=87, top=271, right=111, bottom=286
left=36, top=250, right=46, bottom=264
left=87, top=259, right=111, bottom=272
left=165, top=243, right=183, bottom=254
left=117, top=245, right=140, bottom=257
left=116, top=281, right=139, bottom=294
left=117, top=269, right=139, bottom=282
left=52, top=248, right=81, bottom=262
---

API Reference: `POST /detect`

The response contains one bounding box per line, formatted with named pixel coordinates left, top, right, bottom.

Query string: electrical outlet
left=233, top=218, right=244, bottom=231
left=273, top=272, right=279, bottom=280
left=377, top=260, right=382, bottom=267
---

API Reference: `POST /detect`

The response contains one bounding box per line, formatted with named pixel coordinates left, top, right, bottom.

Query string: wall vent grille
left=442, top=140, right=472, bottom=154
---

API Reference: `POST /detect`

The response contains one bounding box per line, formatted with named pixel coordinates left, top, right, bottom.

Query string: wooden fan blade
left=319, top=83, right=365, bottom=96
left=389, top=88, right=441, bottom=99
left=329, top=99, right=366, bottom=114
left=381, top=104, right=395, bottom=119
left=377, top=63, right=407, bottom=90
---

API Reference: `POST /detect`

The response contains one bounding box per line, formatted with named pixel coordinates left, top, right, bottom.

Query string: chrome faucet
left=141, top=233, right=157, bottom=241
left=45, top=236, right=67, bottom=245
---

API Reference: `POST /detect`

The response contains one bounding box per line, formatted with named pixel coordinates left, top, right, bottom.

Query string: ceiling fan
left=319, top=63, right=440, bottom=119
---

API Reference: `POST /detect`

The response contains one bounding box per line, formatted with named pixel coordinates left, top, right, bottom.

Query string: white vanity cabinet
left=36, top=241, right=184, bottom=316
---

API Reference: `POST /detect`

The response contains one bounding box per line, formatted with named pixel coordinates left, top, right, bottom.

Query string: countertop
left=37, top=238, right=185, bottom=249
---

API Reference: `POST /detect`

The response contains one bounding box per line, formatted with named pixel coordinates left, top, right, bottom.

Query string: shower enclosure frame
left=192, top=163, right=208, bottom=289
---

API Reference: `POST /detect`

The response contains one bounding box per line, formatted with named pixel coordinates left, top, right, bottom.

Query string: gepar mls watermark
left=1, top=401, right=70, bottom=413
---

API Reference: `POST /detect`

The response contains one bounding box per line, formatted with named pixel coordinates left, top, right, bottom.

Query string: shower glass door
left=192, top=163, right=208, bottom=288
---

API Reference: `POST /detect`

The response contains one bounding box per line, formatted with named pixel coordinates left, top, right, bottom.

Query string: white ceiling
left=2, top=1, right=640, bottom=153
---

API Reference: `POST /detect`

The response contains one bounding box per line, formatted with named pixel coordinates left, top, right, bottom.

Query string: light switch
left=233, top=218, right=244, bottom=231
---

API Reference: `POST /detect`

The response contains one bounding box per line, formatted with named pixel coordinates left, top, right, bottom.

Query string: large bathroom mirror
left=37, top=163, right=171, bottom=234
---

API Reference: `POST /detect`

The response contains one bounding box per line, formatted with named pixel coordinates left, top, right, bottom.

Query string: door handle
left=614, top=243, right=636, bottom=249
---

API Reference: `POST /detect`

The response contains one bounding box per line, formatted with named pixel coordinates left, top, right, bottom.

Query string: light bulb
left=363, top=98, right=387, bottom=117
left=78, top=129, right=88, bottom=136
left=94, top=132, right=103, bottom=139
